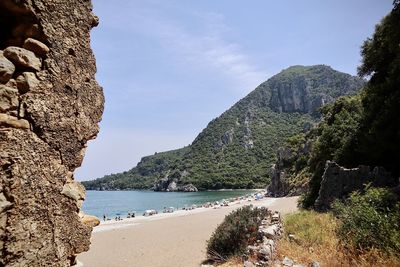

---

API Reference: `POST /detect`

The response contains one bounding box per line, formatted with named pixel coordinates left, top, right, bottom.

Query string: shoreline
left=85, top=188, right=263, bottom=192
left=79, top=196, right=299, bottom=267
left=93, top=195, right=276, bottom=233
left=84, top=189, right=262, bottom=219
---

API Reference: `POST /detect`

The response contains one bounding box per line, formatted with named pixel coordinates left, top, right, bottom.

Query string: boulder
left=272, top=212, right=280, bottom=223
left=23, top=38, right=50, bottom=57
left=261, top=224, right=279, bottom=239
left=180, top=183, right=198, bottom=192
left=0, top=51, right=16, bottom=83
left=282, top=256, right=294, bottom=267
left=167, top=180, right=178, bottom=191
left=258, top=244, right=272, bottom=259
left=80, top=214, right=100, bottom=227
left=3, top=46, right=42, bottom=71
left=16, top=72, right=40, bottom=93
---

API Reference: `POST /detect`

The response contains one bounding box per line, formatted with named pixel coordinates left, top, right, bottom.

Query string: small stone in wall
left=5, top=79, right=17, bottom=89
left=16, top=72, right=40, bottom=93
left=23, top=38, right=50, bottom=57
left=0, top=51, right=16, bottom=83
left=258, top=244, right=272, bottom=259
left=0, top=114, right=30, bottom=129
left=61, top=181, right=86, bottom=208
left=0, top=85, right=19, bottom=112
left=3, top=46, right=42, bottom=71
left=0, top=193, right=12, bottom=214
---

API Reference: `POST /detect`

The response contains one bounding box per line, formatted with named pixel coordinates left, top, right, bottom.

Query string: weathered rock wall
left=267, top=138, right=312, bottom=198
left=315, top=161, right=397, bottom=210
left=0, top=0, right=104, bottom=266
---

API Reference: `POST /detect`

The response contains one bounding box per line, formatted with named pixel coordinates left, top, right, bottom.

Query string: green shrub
left=332, top=186, right=400, bottom=254
left=206, top=206, right=269, bottom=262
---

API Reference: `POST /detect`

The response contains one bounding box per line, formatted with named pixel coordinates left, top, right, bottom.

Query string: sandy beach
left=78, top=196, right=299, bottom=267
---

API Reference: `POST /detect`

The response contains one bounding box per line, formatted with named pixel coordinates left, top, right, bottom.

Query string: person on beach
left=103, top=214, right=106, bottom=221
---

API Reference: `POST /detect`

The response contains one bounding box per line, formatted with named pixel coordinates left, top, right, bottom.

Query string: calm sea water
left=82, top=190, right=255, bottom=218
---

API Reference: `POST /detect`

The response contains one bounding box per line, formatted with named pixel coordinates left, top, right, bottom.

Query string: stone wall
left=243, top=210, right=283, bottom=267
left=0, top=0, right=104, bottom=266
left=315, top=161, right=397, bottom=210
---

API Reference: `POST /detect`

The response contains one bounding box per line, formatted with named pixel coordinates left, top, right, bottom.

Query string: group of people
left=103, top=213, right=135, bottom=221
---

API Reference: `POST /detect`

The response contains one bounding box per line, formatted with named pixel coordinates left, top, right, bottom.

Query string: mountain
left=82, top=65, right=364, bottom=191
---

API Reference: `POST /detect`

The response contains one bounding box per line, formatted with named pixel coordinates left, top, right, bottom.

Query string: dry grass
left=218, top=256, right=242, bottom=267
left=277, top=211, right=400, bottom=267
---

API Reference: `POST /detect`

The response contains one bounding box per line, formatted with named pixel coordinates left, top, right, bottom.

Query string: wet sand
left=78, top=196, right=299, bottom=267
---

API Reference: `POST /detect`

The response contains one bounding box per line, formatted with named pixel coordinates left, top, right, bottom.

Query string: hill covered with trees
left=82, top=65, right=364, bottom=191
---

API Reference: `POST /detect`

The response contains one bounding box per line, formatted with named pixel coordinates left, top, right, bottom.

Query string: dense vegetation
left=297, top=3, right=400, bottom=209
left=206, top=206, right=270, bottom=262
left=83, top=65, right=363, bottom=190
left=333, top=186, right=400, bottom=254
left=300, top=95, right=364, bottom=207
left=271, top=4, right=400, bottom=264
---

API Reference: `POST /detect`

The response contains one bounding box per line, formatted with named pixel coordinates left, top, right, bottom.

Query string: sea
left=82, top=190, right=256, bottom=218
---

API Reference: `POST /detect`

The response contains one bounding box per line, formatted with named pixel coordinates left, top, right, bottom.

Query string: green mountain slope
left=82, top=65, right=364, bottom=191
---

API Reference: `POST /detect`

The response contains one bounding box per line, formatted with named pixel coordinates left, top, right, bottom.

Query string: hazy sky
left=75, top=0, right=393, bottom=181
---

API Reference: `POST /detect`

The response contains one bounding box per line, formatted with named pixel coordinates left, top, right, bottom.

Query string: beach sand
left=78, top=196, right=299, bottom=267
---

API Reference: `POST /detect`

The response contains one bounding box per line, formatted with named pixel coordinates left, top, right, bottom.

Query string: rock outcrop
left=0, top=0, right=104, bottom=266
left=315, top=161, right=397, bottom=210
left=268, top=147, right=294, bottom=197
left=267, top=134, right=313, bottom=197
left=268, top=65, right=363, bottom=115
left=154, top=176, right=198, bottom=192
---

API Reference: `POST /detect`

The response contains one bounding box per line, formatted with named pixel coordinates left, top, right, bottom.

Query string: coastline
left=92, top=195, right=275, bottom=233
left=79, top=196, right=299, bottom=267
left=83, top=189, right=259, bottom=219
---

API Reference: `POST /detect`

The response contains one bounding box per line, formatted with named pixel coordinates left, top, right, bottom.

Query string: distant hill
left=82, top=65, right=364, bottom=191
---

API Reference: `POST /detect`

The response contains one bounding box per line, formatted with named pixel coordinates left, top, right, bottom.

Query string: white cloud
left=153, top=13, right=267, bottom=92
left=104, top=5, right=267, bottom=93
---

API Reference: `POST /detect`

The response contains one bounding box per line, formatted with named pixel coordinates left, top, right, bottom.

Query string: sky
left=75, top=0, right=394, bottom=181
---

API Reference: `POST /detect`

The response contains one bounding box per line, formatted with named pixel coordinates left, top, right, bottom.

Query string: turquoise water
left=82, top=190, right=255, bottom=218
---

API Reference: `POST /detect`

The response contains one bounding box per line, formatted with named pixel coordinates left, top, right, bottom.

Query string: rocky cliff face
left=268, top=65, right=363, bottom=115
left=267, top=133, right=313, bottom=197
left=0, top=1, right=104, bottom=266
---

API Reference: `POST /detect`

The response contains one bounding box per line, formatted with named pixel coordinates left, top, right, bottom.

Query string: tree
left=356, top=3, right=400, bottom=175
